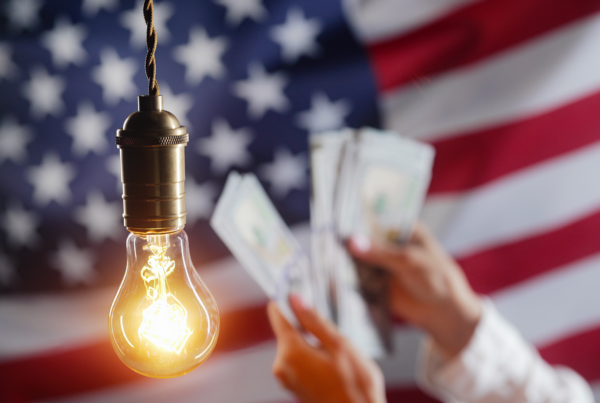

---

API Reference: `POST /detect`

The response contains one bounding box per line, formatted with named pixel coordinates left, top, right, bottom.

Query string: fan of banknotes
left=211, top=128, right=434, bottom=357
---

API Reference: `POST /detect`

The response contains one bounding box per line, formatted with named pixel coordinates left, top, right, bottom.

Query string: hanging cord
left=143, top=0, right=160, bottom=96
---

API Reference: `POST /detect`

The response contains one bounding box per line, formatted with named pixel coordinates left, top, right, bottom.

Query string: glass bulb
left=109, top=228, right=219, bottom=378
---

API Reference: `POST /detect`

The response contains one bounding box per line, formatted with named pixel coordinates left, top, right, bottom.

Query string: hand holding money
left=267, top=295, right=386, bottom=403
left=348, top=223, right=482, bottom=359
left=211, top=128, right=435, bottom=357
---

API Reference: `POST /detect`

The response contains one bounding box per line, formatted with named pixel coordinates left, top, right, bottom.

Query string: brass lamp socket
left=115, top=95, right=189, bottom=232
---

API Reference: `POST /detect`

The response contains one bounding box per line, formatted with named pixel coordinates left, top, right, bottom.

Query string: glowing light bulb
left=109, top=228, right=219, bottom=378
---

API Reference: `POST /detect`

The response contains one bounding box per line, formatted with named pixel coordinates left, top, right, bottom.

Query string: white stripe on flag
left=39, top=341, right=294, bottom=403
left=381, top=12, right=600, bottom=141
left=421, top=141, right=600, bottom=257
left=493, top=253, right=600, bottom=347
left=0, top=225, right=313, bottom=361
left=592, top=382, right=600, bottom=402
left=0, top=288, right=112, bottom=360
left=0, top=259, right=266, bottom=360
left=342, top=0, right=480, bottom=43
left=378, top=326, right=424, bottom=387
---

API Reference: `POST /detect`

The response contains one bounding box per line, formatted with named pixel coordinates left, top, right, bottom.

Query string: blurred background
left=1, top=0, right=600, bottom=401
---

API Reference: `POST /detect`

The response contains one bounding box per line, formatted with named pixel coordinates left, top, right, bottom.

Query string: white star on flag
left=186, top=177, right=217, bottom=225
left=92, top=47, right=138, bottom=106
left=1, top=203, right=40, bottom=248
left=21, top=67, right=66, bottom=119
left=0, top=117, right=33, bottom=164
left=214, top=0, right=267, bottom=26
left=74, top=191, right=123, bottom=243
left=65, top=102, right=111, bottom=157
left=120, top=0, right=173, bottom=48
left=41, top=16, right=88, bottom=69
left=173, top=27, right=227, bottom=86
left=270, top=7, right=322, bottom=63
left=0, top=254, right=16, bottom=286
left=259, top=147, right=307, bottom=198
left=50, top=239, right=96, bottom=286
left=105, top=154, right=122, bottom=192
left=5, top=0, right=43, bottom=32
left=160, top=83, right=193, bottom=129
left=197, top=118, right=253, bottom=174
left=27, top=152, right=76, bottom=206
left=0, top=42, right=18, bottom=81
left=82, top=0, right=118, bottom=18
left=233, top=63, right=289, bottom=120
left=296, top=92, right=351, bottom=133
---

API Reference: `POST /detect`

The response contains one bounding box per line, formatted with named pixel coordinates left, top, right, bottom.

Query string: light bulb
left=109, top=228, right=219, bottom=378
left=112, top=94, right=219, bottom=377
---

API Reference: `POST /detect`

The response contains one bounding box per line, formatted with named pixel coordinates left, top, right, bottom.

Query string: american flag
left=1, top=0, right=599, bottom=401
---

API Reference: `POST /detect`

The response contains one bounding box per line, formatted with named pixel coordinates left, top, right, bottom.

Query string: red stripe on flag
left=540, top=325, right=600, bottom=383
left=218, top=303, right=272, bottom=352
left=387, top=387, right=440, bottom=402
left=428, top=91, right=600, bottom=194
left=459, top=209, right=600, bottom=295
left=1, top=342, right=145, bottom=403
left=369, top=0, right=600, bottom=92
left=253, top=387, right=441, bottom=403
left=0, top=305, right=272, bottom=403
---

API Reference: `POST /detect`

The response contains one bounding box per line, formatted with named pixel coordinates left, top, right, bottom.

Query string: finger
left=267, top=302, right=300, bottom=392
left=407, top=222, right=426, bottom=246
left=289, top=294, right=343, bottom=352
left=348, top=234, right=415, bottom=270
left=411, top=222, right=457, bottom=265
left=411, top=222, right=436, bottom=248
left=267, top=301, right=303, bottom=346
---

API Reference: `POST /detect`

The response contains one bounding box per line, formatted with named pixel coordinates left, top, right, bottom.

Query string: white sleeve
left=415, top=300, right=594, bottom=403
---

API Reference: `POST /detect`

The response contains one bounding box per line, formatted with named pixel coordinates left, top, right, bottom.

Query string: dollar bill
left=210, top=172, right=315, bottom=326
left=336, top=128, right=435, bottom=244
left=310, top=130, right=384, bottom=357
left=312, top=128, right=434, bottom=356
left=309, top=130, right=352, bottom=323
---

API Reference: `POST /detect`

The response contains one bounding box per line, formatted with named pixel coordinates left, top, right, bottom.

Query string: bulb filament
left=139, top=235, right=193, bottom=354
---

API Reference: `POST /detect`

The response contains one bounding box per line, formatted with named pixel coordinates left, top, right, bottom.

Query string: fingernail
left=289, top=293, right=307, bottom=311
left=350, top=234, right=371, bottom=253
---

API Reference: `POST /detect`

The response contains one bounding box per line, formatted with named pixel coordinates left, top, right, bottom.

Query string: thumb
left=267, top=301, right=302, bottom=346
left=347, top=234, right=414, bottom=271
left=289, top=294, right=342, bottom=352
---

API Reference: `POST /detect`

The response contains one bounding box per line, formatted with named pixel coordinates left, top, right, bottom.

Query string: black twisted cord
left=143, top=0, right=159, bottom=96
